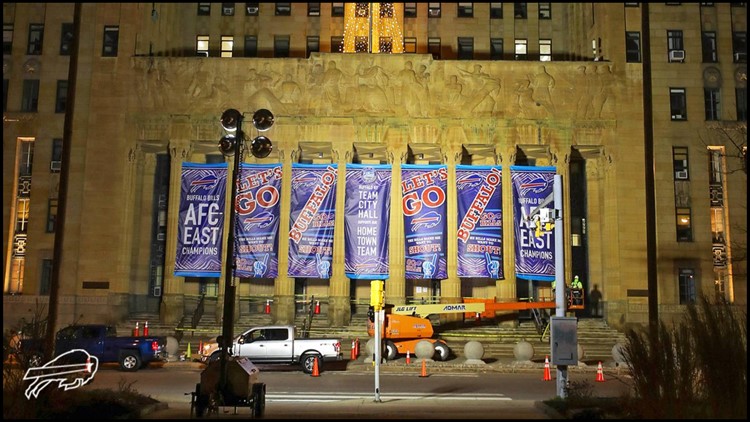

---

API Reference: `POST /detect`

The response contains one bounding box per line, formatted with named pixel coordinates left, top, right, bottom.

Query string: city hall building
left=3, top=3, right=747, bottom=332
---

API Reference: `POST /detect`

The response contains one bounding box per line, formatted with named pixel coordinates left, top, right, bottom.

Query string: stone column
left=328, top=146, right=351, bottom=326
left=273, top=147, right=296, bottom=325
left=386, top=144, right=407, bottom=305
left=441, top=143, right=462, bottom=324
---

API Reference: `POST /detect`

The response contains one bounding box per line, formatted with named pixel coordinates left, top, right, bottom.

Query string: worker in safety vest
left=572, top=275, right=583, bottom=289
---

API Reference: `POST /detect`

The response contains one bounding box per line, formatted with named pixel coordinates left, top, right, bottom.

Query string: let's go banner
left=456, top=165, right=504, bottom=279
left=234, top=163, right=282, bottom=278
left=344, top=164, right=391, bottom=280
left=288, top=164, right=337, bottom=278
left=402, top=164, right=448, bottom=280
left=175, top=163, right=227, bottom=277
left=511, top=166, right=556, bottom=281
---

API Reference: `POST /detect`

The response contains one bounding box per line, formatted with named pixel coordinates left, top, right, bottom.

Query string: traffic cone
left=199, top=340, right=203, bottom=353
left=354, top=338, right=359, bottom=358
left=596, top=361, right=605, bottom=382
left=419, top=359, right=429, bottom=377
left=264, top=299, right=271, bottom=314
left=314, top=300, right=321, bottom=314
left=542, top=355, right=551, bottom=381
left=311, top=356, right=320, bottom=377
left=406, top=351, right=411, bottom=364
left=133, top=321, right=140, bottom=337
left=350, top=339, right=356, bottom=360
left=186, top=342, right=192, bottom=359
left=85, top=356, right=92, bottom=373
left=143, top=321, right=149, bottom=336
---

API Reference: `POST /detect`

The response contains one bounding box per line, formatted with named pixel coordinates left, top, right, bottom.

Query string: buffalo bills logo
left=190, top=174, right=219, bottom=192
left=292, top=173, right=319, bottom=189
left=362, top=167, right=377, bottom=184
left=243, top=212, right=275, bottom=229
left=520, top=177, right=549, bottom=194
left=456, top=173, right=484, bottom=189
left=412, top=211, right=441, bottom=230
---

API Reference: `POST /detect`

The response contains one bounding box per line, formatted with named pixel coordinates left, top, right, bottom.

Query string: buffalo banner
left=288, top=164, right=337, bottom=278
left=511, top=166, right=556, bottom=281
left=234, top=163, right=282, bottom=278
left=456, top=165, right=504, bottom=279
left=402, top=164, right=448, bottom=280
left=344, top=164, right=391, bottom=280
left=175, top=163, right=227, bottom=277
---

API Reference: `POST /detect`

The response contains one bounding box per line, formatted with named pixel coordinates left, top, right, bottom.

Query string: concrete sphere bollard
left=165, top=336, right=179, bottom=359
left=612, top=342, right=628, bottom=367
left=365, top=338, right=375, bottom=355
left=513, top=340, right=534, bottom=362
left=463, top=341, right=485, bottom=364
left=414, top=339, right=435, bottom=360
left=577, top=344, right=585, bottom=364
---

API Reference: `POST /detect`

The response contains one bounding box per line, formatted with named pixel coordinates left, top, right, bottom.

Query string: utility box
left=550, top=316, right=578, bottom=366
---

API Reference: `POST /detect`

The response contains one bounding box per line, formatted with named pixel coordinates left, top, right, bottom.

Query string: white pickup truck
left=199, top=325, right=342, bottom=374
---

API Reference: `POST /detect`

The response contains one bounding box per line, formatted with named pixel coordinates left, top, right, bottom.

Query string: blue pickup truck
left=19, top=324, right=167, bottom=372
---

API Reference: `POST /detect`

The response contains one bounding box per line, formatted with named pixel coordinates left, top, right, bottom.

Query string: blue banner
left=456, top=165, right=504, bottom=279
left=511, top=166, right=556, bottom=281
left=344, top=164, right=391, bottom=280
left=288, top=164, right=337, bottom=278
left=234, top=163, right=282, bottom=278
left=175, top=163, right=227, bottom=277
left=402, top=164, right=448, bottom=280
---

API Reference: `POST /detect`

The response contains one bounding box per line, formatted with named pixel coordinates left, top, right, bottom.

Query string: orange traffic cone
left=350, top=339, right=357, bottom=360
left=406, top=351, right=411, bottom=364
left=85, top=356, right=92, bottom=373
left=596, top=361, right=605, bottom=382
left=311, top=356, right=320, bottom=377
left=354, top=338, right=359, bottom=358
left=314, top=300, right=321, bottom=314
left=419, top=359, right=429, bottom=377
left=133, top=321, right=140, bottom=337
left=143, top=321, right=149, bottom=336
left=542, top=355, right=552, bottom=381
left=264, top=300, right=271, bottom=314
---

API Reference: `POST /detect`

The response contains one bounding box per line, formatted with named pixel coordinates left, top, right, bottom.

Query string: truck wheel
left=434, top=341, right=450, bottom=361
left=119, top=351, right=142, bottom=371
left=300, top=353, right=321, bottom=374
left=252, top=383, right=266, bottom=418
left=385, top=340, right=398, bottom=361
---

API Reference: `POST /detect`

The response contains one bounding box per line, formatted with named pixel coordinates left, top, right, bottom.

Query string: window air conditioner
left=669, top=49, right=685, bottom=62
left=50, top=161, right=62, bottom=171
left=223, top=7, right=234, bottom=15
left=735, top=52, right=747, bottom=62
left=153, top=287, right=161, bottom=297
left=157, top=233, right=166, bottom=241
left=675, top=170, right=689, bottom=180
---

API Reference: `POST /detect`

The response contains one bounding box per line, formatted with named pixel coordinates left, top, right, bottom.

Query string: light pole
left=217, top=108, right=274, bottom=390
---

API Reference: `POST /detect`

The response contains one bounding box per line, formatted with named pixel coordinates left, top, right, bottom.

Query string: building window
left=40, top=259, right=53, bottom=295
left=55, top=80, right=68, bottom=113
left=404, top=2, right=417, bottom=18
left=331, top=36, right=344, bottom=53
left=274, top=35, right=290, bottom=57
left=673, top=146, right=689, bottom=180
left=306, top=36, right=319, bottom=57
left=403, top=37, right=417, bottom=53
left=701, top=31, right=717, bottom=63
left=246, top=3, right=259, bottom=16
left=46, top=199, right=58, bottom=233
left=625, top=2, right=639, bottom=6
left=197, top=35, right=209, bottom=56
left=244, top=36, right=257, bottom=57
left=667, top=30, right=684, bottom=62
left=458, top=37, right=473, bottom=60
left=514, top=3, right=527, bottom=19
left=458, top=3, right=473, bottom=18
left=737, top=88, right=748, bottom=121
left=539, top=2, right=551, bottom=19
left=3, top=24, right=12, bottom=55
left=221, top=36, right=233, bottom=57
left=704, top=88, right=721, bottom=121
left=678, top=268, right=696, bottom=304
left=733, top=32, right=747, bottom=63
left=275, top=3, right=291, bottom=16
left=490, top=2, right=503, bottom=18
left=21, top=79, right=40, bottom=112
left=102, top=26, right=119, bottom=57
left=332, top=2, right=344, bottom=17
left=514, top=39, right=527, bottom=60
left=222, top=3, right=235, bottom=16
left=60, top=23, right=74, bottom=55
left=428, top=37, right=441, bottom=60
left=198, top=3, right=211, bottom=16
left=428, top=3, right=441, bottom=18
left=27, top=24, right=44, bottom=55
left=676, top=208, right=693, bottom=242
left=379, top=37, right=393, bottom=53
left=670, top=88, right=687, bottom=120
left=700, top=2, right=714, bottom=6
left=626, top=31, right=641, bottom=63
left=308, top=3, right=320, bottom=16
left=490, top=38, right=503, bottom=60
left=539, top=39, right=551, bottom=61
left=51, top=138, right=63, bottom=173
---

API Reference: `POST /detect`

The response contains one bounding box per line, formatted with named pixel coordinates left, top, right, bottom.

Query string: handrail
left=191, top=294, right=205, bottom=329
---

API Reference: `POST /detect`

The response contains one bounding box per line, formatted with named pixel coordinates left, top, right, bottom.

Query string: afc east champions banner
left=175, top=163, right=227, bottom=277
left=288, top=164, right=337, bottom=278
left=402, top=164, right=448, bottom=280
left=456, top=165, right=504, bottom=279
left=344, top=164, right=391, bottom=280
left=511, top=166, right=556, bottom=281
left=234, top=163, right=282, bottom=278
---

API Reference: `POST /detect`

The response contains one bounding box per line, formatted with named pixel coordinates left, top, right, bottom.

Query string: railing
left=191, top=294, right=205, bottom=329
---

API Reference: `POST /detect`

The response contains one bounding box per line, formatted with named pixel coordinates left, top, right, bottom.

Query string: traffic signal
left=370, top=280, right=384, bottom=311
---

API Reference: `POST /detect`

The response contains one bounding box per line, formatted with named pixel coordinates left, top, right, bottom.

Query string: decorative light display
left=342, top=3, right=404, bottom=53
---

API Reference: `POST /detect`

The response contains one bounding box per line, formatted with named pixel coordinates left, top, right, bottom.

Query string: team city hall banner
left=402, top=164, right=448, bottom=280
left=175, top=162, right=227, bottom=277
left=344, top=164, right=391, bottom=280
left=288, top=164, right=337, bottom=278
left=511, top=165, right=556, bottom=281
left=234, top=163, right=282, bottom=278
left=456, top=165, right=504, bottom=279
